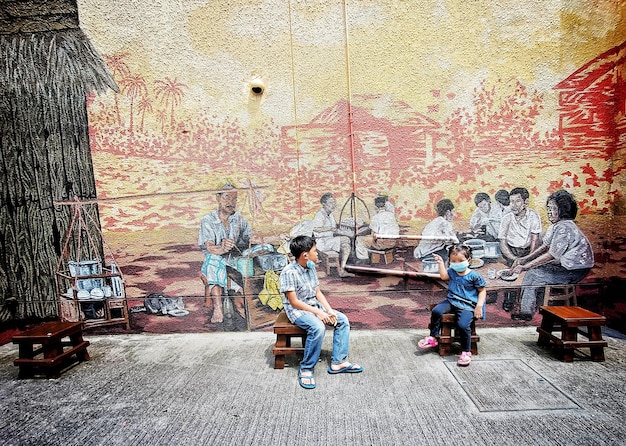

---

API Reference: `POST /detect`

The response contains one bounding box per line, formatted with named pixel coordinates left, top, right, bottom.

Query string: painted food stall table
left=403, top=259, right=524, bottom=288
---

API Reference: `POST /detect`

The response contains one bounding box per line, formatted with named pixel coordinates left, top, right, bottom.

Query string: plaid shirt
left=279, top=261, right=322, bottom=323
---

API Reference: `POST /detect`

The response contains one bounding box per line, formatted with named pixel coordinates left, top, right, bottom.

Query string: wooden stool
left=537, top=306, right=607, bottom=362
left=317, top=250, right=340, bottom=276
left=272, top=310, right=307, bottom=369
left=369, top=248, right=394, bottom=265
left=543, top=284, right=577, bottom=306
left=429, top=305, right=479, bottom=356
left=437, top=313, right=479, bottom=356
left=12, top=321, right=90, bottom=378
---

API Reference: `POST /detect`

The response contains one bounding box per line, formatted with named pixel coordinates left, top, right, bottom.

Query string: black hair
left=547, top=189, right=578, bottom=220
left=290, top=235, right=316, bottom=259
left=435, top=198, right=455, bottom=216
left=320, top=193, right=333, bottom=204
left=374, top=196, right=387, bottom=208
left=449, top=243, right=473, bottom=261
left=474, top=192, right=491, bottom=205
left=495, top=189, right=510, bottom=206
left=509, top=187, right=529, bottom=200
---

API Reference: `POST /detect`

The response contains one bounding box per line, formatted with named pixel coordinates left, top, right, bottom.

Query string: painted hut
left=553, top=40, right=626, bottom=155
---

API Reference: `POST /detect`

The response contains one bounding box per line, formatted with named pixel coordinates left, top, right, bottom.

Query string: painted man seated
left=355, top=195, right=399, bottom=263
left=310, top=192, right=354, bottom=278
left=198, top=183, right=270, bottom=324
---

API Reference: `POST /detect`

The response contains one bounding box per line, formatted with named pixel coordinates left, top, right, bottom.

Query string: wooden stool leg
left=274, top=334, right=287, bottom=369
left=438, top=342, right=451, bottom=356
left=470, top=320, right=478, bottom=355
left=588, top=326, right=605, bottom=361
left=537, top=314, right=554, bottom=347
left=470, top=341, right=478, bottom=355
left=562, top=348, right=574, bottom=363
left=437, top=317, right=453, bottom=356
left=561, top=326, right=578, bottom=362
left=440, top=321, right=452, bottom=337
left=589, top=346, right=605, bottom=362
left=70, top=332, right=90, bottom=362
left=274, top=355, right=286, bottom=369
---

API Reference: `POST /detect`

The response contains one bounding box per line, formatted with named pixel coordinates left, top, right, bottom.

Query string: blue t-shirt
left=446, top=269, right=486, bottom=313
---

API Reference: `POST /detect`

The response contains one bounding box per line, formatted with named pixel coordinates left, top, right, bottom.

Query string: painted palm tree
left=156, top=109, right=167, bottom=134
left=154, top=77, right=188, bottom=130
left=137, top=96, right=153, bottom=133
left=103, top=53, right=130, bottom=126
left=119, top=75, right=147, bottom=132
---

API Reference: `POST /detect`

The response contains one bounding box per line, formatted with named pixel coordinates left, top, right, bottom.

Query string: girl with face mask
left=417, top=244, right=487, bottom=366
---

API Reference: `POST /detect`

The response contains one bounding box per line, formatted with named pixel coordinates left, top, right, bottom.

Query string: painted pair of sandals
left=327, top=363, right=364, bottom=374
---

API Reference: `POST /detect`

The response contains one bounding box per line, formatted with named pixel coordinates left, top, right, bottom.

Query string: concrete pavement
left=1, top=326, right=625, bottom=446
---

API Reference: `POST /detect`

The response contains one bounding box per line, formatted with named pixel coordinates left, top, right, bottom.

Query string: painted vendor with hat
left=198, top=182, right=269, bottom=324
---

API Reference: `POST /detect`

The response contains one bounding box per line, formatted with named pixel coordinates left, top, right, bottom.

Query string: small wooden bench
left=430, top=304, right=479, bottom=356
left=438, top=313, right=479, bottom=356
left=537, top=306, right=607, bottom=362
left=12, top=321, right=90, bottom=378
left=272, top=310, right=307, bottom=369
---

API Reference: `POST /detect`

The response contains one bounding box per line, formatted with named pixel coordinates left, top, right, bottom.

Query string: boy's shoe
left=297, top=369, right=316, bottom=389
left=457, top=351, right=472, bottom=367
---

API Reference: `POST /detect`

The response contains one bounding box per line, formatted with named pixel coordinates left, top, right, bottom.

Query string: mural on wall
left=85, top=42, right=625, bottom=332
left=1, top=0, right=625, bottom=335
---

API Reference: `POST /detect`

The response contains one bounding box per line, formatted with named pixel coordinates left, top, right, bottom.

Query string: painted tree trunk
left=0, top=1, right=117, bottom=322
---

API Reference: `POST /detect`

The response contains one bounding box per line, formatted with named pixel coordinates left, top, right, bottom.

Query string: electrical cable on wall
left=287, top=0, right=304, bottom=219
left=343, top=0, right=357, bottom=197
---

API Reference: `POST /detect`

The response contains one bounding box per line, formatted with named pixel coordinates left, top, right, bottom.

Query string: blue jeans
left=519, top=264, right=590, bottom=314
left=294, top=310, right=350, bottom=372
left=429, top=300, right=474, bottom=352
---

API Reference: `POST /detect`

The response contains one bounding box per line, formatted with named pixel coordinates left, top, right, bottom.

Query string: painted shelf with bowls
left=56, top=259, right=129, bottom=329
left=54, top=197, right=130, bottom=330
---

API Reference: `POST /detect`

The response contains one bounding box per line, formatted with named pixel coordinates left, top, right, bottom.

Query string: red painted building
left=554, top=40, right=626, bottom=155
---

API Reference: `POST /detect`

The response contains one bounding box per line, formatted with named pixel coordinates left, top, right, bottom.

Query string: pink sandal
left=418, top=336, right=438, bottom=350
left=458, top=351, right=472, bottom=366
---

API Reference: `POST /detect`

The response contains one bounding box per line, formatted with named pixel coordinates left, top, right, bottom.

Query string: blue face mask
left=450, top=260, right=469, bottom=272
left=306, top=260, right=316, bottom=269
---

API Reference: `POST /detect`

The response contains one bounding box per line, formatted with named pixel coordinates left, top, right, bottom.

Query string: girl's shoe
left=417, top=336, right=438, bottom=350
left=457, top=351, right=472, bottom=366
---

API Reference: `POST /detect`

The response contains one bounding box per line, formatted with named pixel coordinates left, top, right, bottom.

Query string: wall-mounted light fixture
left=249, top=76, right=265, bottom=95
